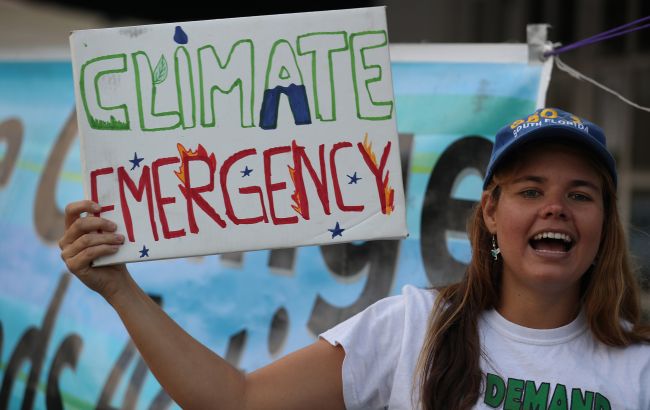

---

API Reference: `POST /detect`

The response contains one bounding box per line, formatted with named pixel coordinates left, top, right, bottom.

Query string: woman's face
left=482, top=145, right=605, bottom=297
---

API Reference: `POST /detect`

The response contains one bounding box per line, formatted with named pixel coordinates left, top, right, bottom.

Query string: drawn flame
left=363, top=133, right=394, bottom=215
left=288, top=165, right=305, bottom=217
left=383, top=172, right=395, bottom=215
left=174, top=143, right=216, bottom=184
left=362, top=133, right=378, bottom=167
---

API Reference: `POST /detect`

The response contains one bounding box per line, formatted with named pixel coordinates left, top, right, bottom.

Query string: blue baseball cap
left=483, top=108, right=617, bottom=189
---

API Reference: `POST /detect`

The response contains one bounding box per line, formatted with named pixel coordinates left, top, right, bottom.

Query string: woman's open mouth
left=529, top=231, right=574, bottom=253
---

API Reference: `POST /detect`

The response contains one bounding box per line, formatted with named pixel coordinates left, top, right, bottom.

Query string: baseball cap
left=483, top=108, right=617, bottom=189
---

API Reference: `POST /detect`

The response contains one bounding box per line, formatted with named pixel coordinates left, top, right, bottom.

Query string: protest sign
left=69, top=7, right=407, bottom=265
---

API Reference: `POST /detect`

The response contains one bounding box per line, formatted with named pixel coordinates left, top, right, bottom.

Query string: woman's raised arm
left=59, top=200, right=345, bottom=410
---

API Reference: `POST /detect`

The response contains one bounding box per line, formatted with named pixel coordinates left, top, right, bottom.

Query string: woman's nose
left=539, top=199, right=569, bottom=219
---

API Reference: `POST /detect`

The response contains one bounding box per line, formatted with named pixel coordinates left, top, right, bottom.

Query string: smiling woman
left=483, top=144, right=605, bottom=326
left=412, top=108, right=650, bottom=410
left=59, top=107, right=650, bottom=410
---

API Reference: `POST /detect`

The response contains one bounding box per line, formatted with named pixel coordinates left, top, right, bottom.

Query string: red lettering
left=117, top=166, right=158, bottom=242
left=220, top=148, right=268, bottom=225
left=152, top=157, right=185, bottom=239
left=178, top=153, right=226, bottom=232
left=90, top=167, right=115, bottom=217
left=88, top=135, right=392, bottom=245
left=291, top=140, right=330, bottom=220
left=263, top=146, right=298, bottom=225
left=330, top=142, right=364, bottom=212
left=357, top=141, right=391, bottom=214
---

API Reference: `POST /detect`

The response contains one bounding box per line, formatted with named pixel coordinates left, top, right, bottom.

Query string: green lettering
left=296, top=31, right=348, bottom=122
left=549, top=384, right=568, bottom=410
left=593, top=393, right=611, bottom=410
left=484, top=373, right=506, bottom=408
left=523, top=381, right=550, bottom=410
left=349, top=30, right=393, bottom=120
left=264, top=39, right=305, bottom=89
left=198, top=40, right=255, bottom=128
left=278, top=66, right=290, bottom=80
left=570, top=388, right=593, bottom=410
left=132, top=51, right=181, bottom=131
left=79, top=54, right=130, bottom=130
left=504, top=378, right=525, bottom=410
left=174, top=46, right=196, bottom=129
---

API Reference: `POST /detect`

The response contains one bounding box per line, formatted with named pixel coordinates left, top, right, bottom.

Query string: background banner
left=0, top=43, right=551, bottom=409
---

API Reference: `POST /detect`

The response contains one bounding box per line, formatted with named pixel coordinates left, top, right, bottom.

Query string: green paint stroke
left=395, top=94, right=536, bottom=136
left=411, top=151, right=440, bottom=174
left=0, top=367, right=95, bottom=409
left=88, top=115, right=129, bottom=131
left=61, top=391, right=95, bottom=410
left=0, top=155, right=82, bottom=182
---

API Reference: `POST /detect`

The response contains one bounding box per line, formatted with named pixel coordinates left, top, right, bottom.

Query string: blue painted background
left=0, top=58, right=543, bottom=409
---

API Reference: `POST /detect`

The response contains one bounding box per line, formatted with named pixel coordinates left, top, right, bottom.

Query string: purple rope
left=548, top=22, right=650, bottom=55
left=576, top=15, right=650, bottom=43
left=544, top=15, right=650, bottom=57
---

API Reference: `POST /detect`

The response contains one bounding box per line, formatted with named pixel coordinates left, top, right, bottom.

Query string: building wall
left=381, top=0, right=650, bottom=319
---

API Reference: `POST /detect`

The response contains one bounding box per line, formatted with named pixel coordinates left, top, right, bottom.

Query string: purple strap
left=545, top=15, right=650, bottom=57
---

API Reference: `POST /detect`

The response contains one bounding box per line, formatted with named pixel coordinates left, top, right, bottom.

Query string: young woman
left=60, top=108, right=650, bottom=409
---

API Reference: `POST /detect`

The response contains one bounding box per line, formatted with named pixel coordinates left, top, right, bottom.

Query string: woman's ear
left=481, top=191, right=498, bottom=234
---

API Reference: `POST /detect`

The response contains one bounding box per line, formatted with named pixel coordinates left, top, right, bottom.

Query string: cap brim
left=483, top=124, right=617, bottom=189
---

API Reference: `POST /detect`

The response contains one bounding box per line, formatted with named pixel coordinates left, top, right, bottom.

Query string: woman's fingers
left=64, top=200, right=100, bottom=229
left=61, top=232, right=124, bottom=262
left=59, top=216, right=117, bottom=249
left=64, top=243, right=121, bottom=273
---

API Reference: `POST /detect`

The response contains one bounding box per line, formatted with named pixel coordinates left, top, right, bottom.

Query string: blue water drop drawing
left=174, top=26, right=188, bottom=44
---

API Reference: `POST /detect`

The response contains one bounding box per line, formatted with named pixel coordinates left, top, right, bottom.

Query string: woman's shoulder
left=615, top=337, right=650, bottom=358
left=399, top=284, right=439, bottom=311
left=356, top=284, right=438, bottom=324
left=358, top=284, right=439, bottom=324
left=320, top=284, right=438, bottom=338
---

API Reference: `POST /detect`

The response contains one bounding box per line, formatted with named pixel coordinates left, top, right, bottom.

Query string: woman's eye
left=569, top=192, right=591, bottom=201
left=521, top=189, right=541, bottom=198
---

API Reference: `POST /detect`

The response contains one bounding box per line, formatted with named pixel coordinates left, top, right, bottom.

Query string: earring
left=491, top=235, right=501, bottom=260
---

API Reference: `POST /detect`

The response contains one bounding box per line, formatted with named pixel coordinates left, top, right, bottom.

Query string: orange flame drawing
left=383, top=172, right=395, bottom=215
left=174, top=143, right=217, bottom=185
left=362, top=133, right=378, bottom=167
left=363, top=133, right=394, bottom=215
left=288, top=165, right=305, bottom=217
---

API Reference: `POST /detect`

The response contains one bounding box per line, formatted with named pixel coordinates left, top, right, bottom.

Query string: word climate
left=78, top=30, right=393, bottom=132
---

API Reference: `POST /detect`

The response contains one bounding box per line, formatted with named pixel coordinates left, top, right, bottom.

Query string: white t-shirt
left=320, top=285, right=650, bottom=410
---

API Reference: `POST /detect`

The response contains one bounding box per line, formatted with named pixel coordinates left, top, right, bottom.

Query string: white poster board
left=70, top=7, right=407, bottom=265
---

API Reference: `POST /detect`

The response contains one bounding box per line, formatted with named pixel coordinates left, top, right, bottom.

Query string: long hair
left=415, top=142, right=650, bottom=410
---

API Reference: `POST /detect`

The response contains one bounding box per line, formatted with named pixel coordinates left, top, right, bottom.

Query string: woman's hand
left=59, top=200, right=129, bottom=302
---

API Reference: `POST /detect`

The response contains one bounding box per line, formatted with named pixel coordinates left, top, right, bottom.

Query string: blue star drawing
left=139, top=245, right=150, bottom=258
left=129, top=152, right=144, bottom=170
left=241, top=166, right=253, bottom=177
left=328, top=222, right=345, bottom=239
left=347, top=172, right=362, bottom=184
